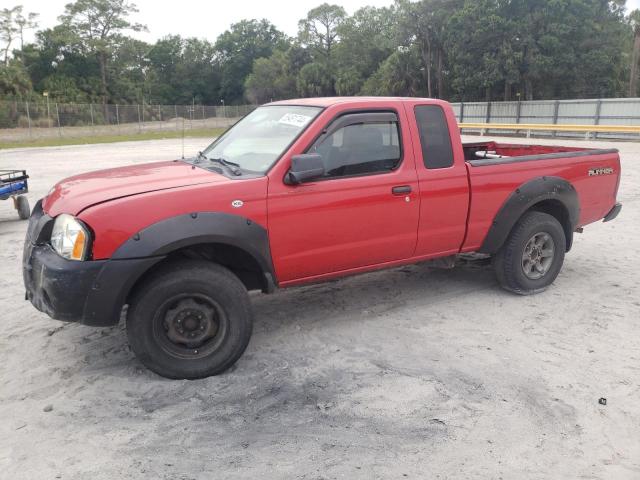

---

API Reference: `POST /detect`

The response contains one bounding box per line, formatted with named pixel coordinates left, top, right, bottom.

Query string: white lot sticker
left=278, top=113, right=312, bottom=128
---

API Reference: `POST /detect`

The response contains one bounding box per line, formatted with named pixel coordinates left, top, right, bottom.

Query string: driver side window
left=310, top=116, right=401, bottom=178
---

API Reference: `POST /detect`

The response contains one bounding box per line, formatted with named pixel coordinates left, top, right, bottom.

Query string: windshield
left=198, top=105, right=322, bottom=175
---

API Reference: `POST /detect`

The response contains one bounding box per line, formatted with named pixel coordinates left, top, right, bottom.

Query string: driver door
left=267, top=105, right=420, bottom=285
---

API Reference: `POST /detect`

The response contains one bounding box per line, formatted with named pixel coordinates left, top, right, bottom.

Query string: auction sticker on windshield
left=279, top=113, right=312, bottom=128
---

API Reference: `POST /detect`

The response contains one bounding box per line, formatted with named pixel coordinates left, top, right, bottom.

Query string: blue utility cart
left=0, top=170, right=31, bottom=220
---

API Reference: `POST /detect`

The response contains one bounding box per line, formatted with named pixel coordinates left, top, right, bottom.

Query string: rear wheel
left=16, top=195, right=30, bottom=220
left=493, top=211, right=566, bottom=295
left=126, top=260, right=253, bottom=379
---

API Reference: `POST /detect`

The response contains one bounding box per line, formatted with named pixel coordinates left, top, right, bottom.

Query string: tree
left=298, top=3, right=346, bottom=60
left=296, top=62, right=334, bottom=97
left=361, top=48, right=423, bottom=96
left=215, top=19, right=288, bottom=103
left=147, top=35, right=220, bottom=104
left=396, top=0, right=463, bottom=99
left=245, top=50, right=296, bottom=103
left=629, top=9, right=640, bottom=96
left=14, top=6, right=38, bottom=53
left=21, top=25, right=103, bottom=102
left=0, top=60, right=31, bottom=95
left=59, top=0, right=146, bottom=106
left=334, top=5, right=397, bottom=94
left=445, top=0, right=517, bottom=101
left=0, top=6, right=20, bottom=65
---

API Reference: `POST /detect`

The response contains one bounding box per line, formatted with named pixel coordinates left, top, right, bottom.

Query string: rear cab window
left=414, top=105, right=454, bottom=169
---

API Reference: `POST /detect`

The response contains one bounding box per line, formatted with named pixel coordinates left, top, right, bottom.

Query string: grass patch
left=0, top=128, right=225, bottom=150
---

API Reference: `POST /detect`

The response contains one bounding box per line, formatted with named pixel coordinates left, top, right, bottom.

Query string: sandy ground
left=0, top=135, right=638, bottom=480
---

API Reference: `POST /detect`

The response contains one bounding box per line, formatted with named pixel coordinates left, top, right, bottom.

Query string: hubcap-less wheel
left=521, top=232, right=555, bottom=280
left=152, top=293, right=229, bottom=360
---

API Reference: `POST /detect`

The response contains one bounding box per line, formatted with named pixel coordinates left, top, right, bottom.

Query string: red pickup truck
left=23, top=97, right=622, bottom=379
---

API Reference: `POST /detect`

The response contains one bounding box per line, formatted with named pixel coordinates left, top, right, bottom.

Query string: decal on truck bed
left=589, top=167, right=614, bottom=176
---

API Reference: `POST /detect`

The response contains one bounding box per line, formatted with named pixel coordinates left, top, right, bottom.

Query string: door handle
left=392, top=185, right=412, bottom=195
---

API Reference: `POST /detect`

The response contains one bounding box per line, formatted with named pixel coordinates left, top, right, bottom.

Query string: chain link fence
left=0, top=101, right=257, bottom=143
left=4, top=98, right=640, bottom=143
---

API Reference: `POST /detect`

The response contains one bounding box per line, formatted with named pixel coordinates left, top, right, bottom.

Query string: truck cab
left=23, top=97, right=622, bottom=379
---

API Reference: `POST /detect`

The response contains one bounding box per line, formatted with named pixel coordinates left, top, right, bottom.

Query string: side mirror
left=286, top=153, right=325, bottom=185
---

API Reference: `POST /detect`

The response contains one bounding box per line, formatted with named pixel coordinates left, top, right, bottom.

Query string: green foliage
left=59, top=0, right=146, bottom=104
left=0, top=0, right=639, bottom=106
left=215, top=19, right=287, bottom=103
left=0, top=59, right=31, bottom=95
left=298, top=3, right=346, bottom=60
left=361, top=49, right=423, bottom=96
left=297, top=61, right=334, bottom=97
left=245, top=50, right=296, bottom=103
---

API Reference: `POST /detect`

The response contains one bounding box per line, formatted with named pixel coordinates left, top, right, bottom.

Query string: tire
left=493, top=211, right=566, bottom=295
left=16, top=195, right=30, bottom=220
left=126, top=260, right=253, bottom=379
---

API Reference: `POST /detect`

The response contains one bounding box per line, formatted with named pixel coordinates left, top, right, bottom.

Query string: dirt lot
left=0, top=136, right=638, bottom=479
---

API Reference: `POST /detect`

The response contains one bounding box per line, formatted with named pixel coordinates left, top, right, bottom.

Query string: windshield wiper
left=209, top=156, right=243, bottom=176
left=194, top=151, right=207, bottom=164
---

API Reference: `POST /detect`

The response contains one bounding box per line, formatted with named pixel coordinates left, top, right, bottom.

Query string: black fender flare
left=82, top=212, right=275, bottom=326
left=112, top=212, right=276, bottom=284
left=478, top=176, right=579, bottom=254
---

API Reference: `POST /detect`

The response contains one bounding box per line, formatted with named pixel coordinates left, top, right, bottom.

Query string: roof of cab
left=266, top=97, right=437, bottom=107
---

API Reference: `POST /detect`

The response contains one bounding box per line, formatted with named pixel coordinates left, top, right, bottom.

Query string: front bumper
left=23, top=200, right=162, bottom=326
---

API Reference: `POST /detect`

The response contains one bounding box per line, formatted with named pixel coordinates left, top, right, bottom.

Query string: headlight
left=50, top=214, right=90, bottom=261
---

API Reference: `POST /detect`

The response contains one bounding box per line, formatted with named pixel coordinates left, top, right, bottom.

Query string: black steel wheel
left=127, top=260, right=253, bottom=379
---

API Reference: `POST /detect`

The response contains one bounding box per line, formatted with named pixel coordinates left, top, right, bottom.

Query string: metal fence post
left=25, top=101, right=32, bottom=137
left=137, top=104, right=142, bottom=132
left=115, top=104, right=120, bottom=128
left=552, top=100, right=560, bottom=138
left=459, top=102, right=464, bottom=123
left=593, top=99, right=603, bottom=140
left=55, top=103, right=62, bottom=137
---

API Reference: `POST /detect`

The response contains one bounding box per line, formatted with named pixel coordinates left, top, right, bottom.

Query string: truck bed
left=463, top=141, right=618, bottom=166
left=461, top=141, right=621, bottom=252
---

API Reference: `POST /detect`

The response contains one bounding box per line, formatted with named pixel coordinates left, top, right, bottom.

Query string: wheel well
left=125, top=243, right=270, bottom=306
left=528, top=199, right=573, bottom=251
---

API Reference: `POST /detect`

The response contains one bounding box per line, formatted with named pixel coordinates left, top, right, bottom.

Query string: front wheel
left=493, top=211, right=566, bottom=295
left=126, top=260, right=253, bottom=379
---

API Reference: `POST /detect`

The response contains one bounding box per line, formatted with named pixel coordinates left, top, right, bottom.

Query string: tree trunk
left=436, top=48, right=444, bottom=99
left=630, top=31, right=640, bottom=97
left=504, top=81, right=511, bottom=101
left=425, top=42, right=432, bottom=98
left=485, top=86, right=491, bottom=102
left=98, top=51, right=109, bottom=119
left=525, top=78, right=533, bottom=101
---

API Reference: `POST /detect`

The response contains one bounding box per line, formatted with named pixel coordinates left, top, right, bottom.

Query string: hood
left=43, top=160, right=230, bottom=216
